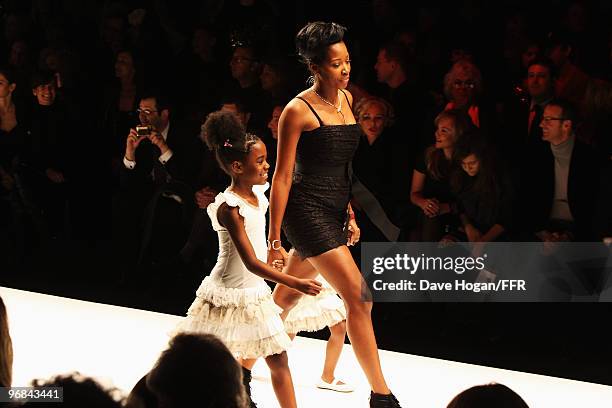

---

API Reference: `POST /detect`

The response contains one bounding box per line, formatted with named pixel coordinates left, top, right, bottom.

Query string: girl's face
left=435, top=117, right=456, bottom=149
left=267, top=106, right=282, bottom=139
left=0, top=74, right=16, bottom=98
left=359, top=102, right=386, bottom=140
left=239, top=141, right=270, bottom=185
left=461, top=153, right=480, bottom=177
left=315, top=41, right=351, bottom=89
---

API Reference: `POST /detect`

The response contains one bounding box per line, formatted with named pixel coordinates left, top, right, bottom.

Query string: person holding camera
left=122, top=92, right=200, bottom=188
left=115, top=90, right=202, bottom=286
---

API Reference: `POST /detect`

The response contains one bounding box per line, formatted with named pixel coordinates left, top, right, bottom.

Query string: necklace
left=313, top=89, right=345, bottom=124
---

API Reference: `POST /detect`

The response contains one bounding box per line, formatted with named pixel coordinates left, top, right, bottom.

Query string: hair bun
left=295, top=21, right=347, bottom=65
left=201, top=111, right=245, bottom=151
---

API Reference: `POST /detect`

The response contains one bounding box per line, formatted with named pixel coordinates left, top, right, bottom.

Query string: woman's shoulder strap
left=295, top=96, right=324, bottom=126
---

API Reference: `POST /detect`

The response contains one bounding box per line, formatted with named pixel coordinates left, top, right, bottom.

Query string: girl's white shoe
left=316, top=378, right=355, bottom=393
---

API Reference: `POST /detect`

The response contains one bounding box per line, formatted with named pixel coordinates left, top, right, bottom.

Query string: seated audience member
left=522, top=99, right=601, bottom=241
left=444, top=133, right=514, bottom=246
left=259, top=56, right=295, bottom=103
left=143, top=333, right=248, bottom=408
left=116, top=90, right=201, bottom=281
left=352, top=96, right=406, bottom=241
left=439, top=59, right=498, bottom=149
left=26, top=70, right=77, bottom=238
left=179, top=112, right=231, bottom=272
left=21, top=372, right=122, bottom=408
left=546, top=30, right=591, bottom=109
left=374, top=40, right=430, bottom=163
left=447, top=383, right=530, bottom=408
left=101, top=48, right=144, bottom=186
left=227, top=44, right=270, bottom=134
left=411, top=109, right=473, bottom=241
left=220, top=94, right=252, bottom=128
left=1, top=296, right=12, bottom=389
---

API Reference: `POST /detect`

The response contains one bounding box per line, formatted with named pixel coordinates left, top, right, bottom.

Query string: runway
left=2, top=286, right=611, bottom=407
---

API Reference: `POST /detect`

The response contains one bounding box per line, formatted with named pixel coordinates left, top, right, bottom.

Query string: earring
left=306, top=75, right=315, bottom=86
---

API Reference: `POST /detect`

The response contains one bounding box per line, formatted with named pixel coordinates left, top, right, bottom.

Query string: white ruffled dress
left=174, top=183, right=291, bottom=359
left=284, top=274, right=347, bottom=334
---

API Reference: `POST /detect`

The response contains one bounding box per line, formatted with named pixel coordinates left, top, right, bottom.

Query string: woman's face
left=435, top=117, right=456, bottom=149
left=358, top=102, right=386, bottom=141
left=267, top=106, right=282, bottom=139
left=0, top=73, right=16, bottom=98
left=315, top=41, right=350, bottom=89
left=461, top=153, right=480, bottom=177
left=115, top=51, right=135, bottom=79
left=260, top=64, right=280, bottom=92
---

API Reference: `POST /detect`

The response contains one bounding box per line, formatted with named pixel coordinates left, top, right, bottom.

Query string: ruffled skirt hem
left=173, top=277, right=291, bottom=358
left=284, top=291, right=346, bottom=334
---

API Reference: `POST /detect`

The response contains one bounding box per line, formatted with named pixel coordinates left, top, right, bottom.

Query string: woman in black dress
left=267, top=22, right=401, bottom=407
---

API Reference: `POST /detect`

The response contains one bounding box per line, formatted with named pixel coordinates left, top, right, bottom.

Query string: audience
left=446, top=133, right=514, bottom=246
left=0, top=296, right=12, bottom=389
left=21, top=372, right=123, bottom=408
left=143, top=333, right=249, bottom=408
left=447, top=382, right=529, bottom=408
left=0, top=2, right=607, bottom=282
left=410, top=109, right=473, bottom=241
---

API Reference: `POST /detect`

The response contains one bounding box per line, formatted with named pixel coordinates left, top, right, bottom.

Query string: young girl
left=283, top=269, right=353, bottom=393
left=445, top=134, right=513, bottom=247
left=175, top=110, right=321, bottom=408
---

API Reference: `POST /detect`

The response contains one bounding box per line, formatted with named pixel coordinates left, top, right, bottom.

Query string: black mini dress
left=282, top=92, right=361, bottom=258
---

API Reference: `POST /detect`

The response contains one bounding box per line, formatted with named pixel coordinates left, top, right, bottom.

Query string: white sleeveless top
left=206, top=183, right=269, bottom=290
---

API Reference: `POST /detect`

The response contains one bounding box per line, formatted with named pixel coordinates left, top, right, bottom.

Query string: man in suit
left=116, top=90, right=202, bottom=284
left=122, top=92, right=200, bottom=190
left=524, top=99, right=601, bottom=241
left=374, top=41, right=430, bottom=236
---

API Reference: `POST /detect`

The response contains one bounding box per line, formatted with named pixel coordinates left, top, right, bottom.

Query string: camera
left=136, top=125, right=152, bottom=137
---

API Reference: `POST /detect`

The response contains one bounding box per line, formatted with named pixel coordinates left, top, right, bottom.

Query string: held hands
left=267, top=245, right=289, bottom=265
left=266, top=245, right=320, bottom=295
left=347, top=218, right=360, bottom=246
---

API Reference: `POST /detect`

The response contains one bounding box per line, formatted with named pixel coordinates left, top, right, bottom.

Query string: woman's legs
left=309, top=246, right=390, bottom=395
left=265, top=352, right=297, bottom=408
left=321, top=321, right=347, bottom=383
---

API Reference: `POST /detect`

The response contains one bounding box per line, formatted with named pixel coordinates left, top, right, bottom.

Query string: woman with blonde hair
left=411, top=109, right=473, bottom=241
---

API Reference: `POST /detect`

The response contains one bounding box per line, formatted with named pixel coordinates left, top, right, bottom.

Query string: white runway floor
left=2, top=286, right=611, bottom=407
